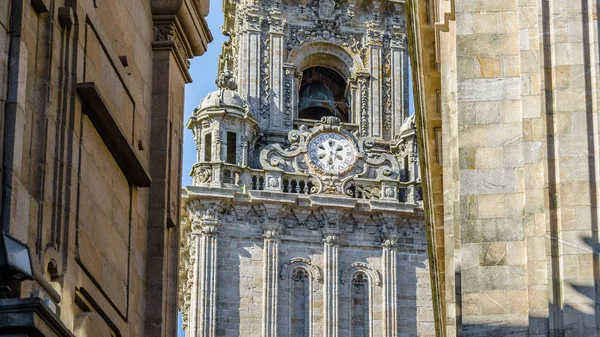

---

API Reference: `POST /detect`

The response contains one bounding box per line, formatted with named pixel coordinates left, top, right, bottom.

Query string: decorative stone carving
left=153, top=24, right=175, bottom=43
left=341, top=262, right=382, bottom=286
left=260, top=22, right=271, bottom=119
left=381, top=239, right=397, bottom=249
left=323, top=234, right=339, bottom=245
left=281, top=257, right=323, bottom=281
left=318, top=0, right=337, bottom=20
left=192, top=164, right=213, bottom=184
left=179, top=1, right=427, bottom=336
left=260, top=116, right=400, bottom=196
left=262, top=230, right=279, bottom=240
left=286, top=25, right=365, bottom=56
left=382, top=37, right=392, bottom=130
left=201, top=225, right=219, bottom=236
left=357, top=73, right=370, bottom=136
left=244, top=11, right=262, bottom=31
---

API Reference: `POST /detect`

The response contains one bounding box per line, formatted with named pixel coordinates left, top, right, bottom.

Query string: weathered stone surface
left=0, top=1, right=211, bottom=337
left=179, top=1, right=433, bottom=336
left=411, top=0, right=600, bottom=335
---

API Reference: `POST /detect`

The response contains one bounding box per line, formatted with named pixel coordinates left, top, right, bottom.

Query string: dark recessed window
left=204, top=133, right=212, bottom=162
left=226, top=132, right=237, bottom=164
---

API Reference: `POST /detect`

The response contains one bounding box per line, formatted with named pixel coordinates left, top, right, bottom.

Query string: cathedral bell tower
left=179, top=1, right=432, bottom=336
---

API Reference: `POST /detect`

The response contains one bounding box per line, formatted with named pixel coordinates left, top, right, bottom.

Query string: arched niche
left=341, top=262, right=380, bottom=337
left=280, top=257, right=322, bottom=337
left=280, top=257, right=323, bottom=282
left=289, top=41, right=364, bottom=77
left=340, top=262, right=381, bottom=286
left=289, top=42, right=364, bottom=123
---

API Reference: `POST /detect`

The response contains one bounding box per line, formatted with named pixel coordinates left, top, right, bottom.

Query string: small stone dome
left=198, top=88, right=247, bottom=111
left=196, top=65, right=247, bottom=113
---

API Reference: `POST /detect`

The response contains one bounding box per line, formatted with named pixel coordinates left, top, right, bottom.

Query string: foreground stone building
left=411, top=0, right=600, bottom=336
left=179, top=0, right=432, bottom=336
left=0, top=1, right=211, bottom=336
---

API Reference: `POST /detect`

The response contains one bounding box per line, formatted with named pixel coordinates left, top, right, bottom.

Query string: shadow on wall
left=214, top=239, right=245, bottom=336
left=398, top=244, right=434, bottom=336
left=462, top=235, right=599, bottom=337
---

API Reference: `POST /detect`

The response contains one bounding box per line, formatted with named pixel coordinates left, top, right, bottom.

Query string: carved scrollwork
left=201, top=225, right=219, bottom=236
left=381, top=239, right=397, bottom=249
left=357, top=73, right=370, bottom=137
left=286, top=24, right=365, bottom=56
left=322, top=234, right=339, bottom=246
left=260, top=21, right=271, bottom=119
left=244, top=12, right=262, bottom=31
left=192, top=164, right=213, bottom=184
left=260, top=118, right=401, bottom=196
left=382, top=36, right=392, bottom=130
left=262, top=230, right=279, bottom=240
left=153, top=24, right=175, bottom=43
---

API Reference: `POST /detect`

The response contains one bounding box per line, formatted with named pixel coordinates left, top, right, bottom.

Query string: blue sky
left=182, top=0, right=228, bottom=188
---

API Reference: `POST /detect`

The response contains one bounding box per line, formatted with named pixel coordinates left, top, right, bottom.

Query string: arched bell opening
left=298, top=66, right=349, bottom=122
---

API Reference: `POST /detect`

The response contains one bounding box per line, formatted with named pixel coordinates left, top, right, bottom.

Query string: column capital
left=191, top=207, right=223, bottom=236
left=322, top=233, right=340, bottom=246
left=262, top=228, right=280, bottom=241
left=151, top=18, right=194, bottom=82
left=381, top=239, right=398, bottom=250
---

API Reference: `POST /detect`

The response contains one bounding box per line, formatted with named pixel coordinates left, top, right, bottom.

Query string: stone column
left=409, top=139, right=419, bottom=203
left=238, top=8, right=262, bottom=122
left=390, top=27, right=407, bottom=135
left=323, top=231, right=340, bottom=337
left=282, top=63, right=299, bottom=130
left=262, top=221, right=280, bottom=337
left=267, top=11, right=285, bottom=133
left=381, top=235, right=398, bottom=337
left=190, top=212, right=221, bottom=337
left=348, top=77, right=358, bottom=124
left=366, top=21, right=383, bottom=138
left=357, top=72, right=371, bottom=137
left=187, top=227, right=200, bottom=334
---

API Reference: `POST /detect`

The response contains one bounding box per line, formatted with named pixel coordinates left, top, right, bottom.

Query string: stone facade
left=179, top=0, right=433, bottom=336
left=410, top=0, right=600, bottom=336
left=0, top=1, right=211, bottom=337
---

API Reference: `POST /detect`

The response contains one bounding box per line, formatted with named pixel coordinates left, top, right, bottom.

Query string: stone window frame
left=341, top=262, right=381, bottom=337
left=280, top=257, right=323, bottom=337
left=288, top=42, right=365, bottom=124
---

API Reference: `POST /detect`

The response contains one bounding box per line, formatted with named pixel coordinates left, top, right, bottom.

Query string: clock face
left=307, top=132, right=356, bottom=174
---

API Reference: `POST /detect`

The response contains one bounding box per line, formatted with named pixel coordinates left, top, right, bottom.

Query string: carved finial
left=216, top=55, right=237, bottom=90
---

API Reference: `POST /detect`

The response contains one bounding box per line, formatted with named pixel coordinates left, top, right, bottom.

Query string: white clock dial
left=307, top=132, right=355, bottom=174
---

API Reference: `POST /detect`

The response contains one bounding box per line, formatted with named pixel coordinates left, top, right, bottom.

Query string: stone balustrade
left=190, top=161, right=421, bottom=204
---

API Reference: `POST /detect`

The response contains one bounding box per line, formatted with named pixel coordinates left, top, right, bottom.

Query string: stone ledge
left=183, top=185, right=422, bottom=214
left=77, top=82, right=151, bottom=187
left=0, top=297, right=75, bottom=337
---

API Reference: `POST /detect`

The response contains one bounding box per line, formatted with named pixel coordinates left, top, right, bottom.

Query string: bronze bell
left=298, top=83, right=337, bottom=115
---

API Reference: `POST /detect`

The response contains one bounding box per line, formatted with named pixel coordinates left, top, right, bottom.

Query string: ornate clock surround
left=260, top=116, right=400, bottom=198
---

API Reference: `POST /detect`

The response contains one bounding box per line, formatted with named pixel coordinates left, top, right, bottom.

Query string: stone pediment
left=260, top=117, right=400, bottom=200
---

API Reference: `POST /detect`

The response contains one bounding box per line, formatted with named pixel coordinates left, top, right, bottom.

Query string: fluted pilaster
left=262, top=222, right=280, bottom=337
left=323, top=231, right=340, bottom=337
left=190, top=213, right=221, bottom=337
left=382, top=236, right=398, bottom=337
